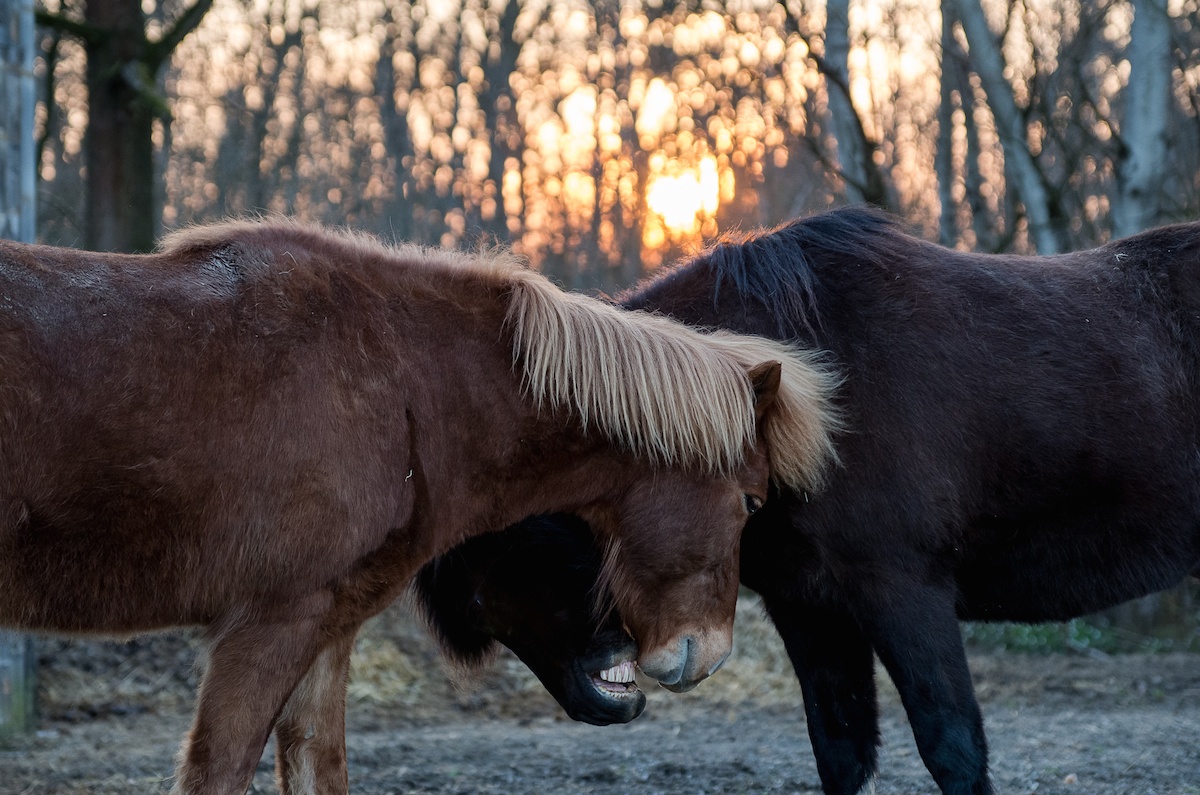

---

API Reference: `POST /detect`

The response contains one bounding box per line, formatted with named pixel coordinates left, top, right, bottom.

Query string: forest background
left=19, top=0, right=1200, bottom=289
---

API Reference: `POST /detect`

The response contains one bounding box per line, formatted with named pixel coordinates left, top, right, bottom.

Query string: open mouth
left=589, top=659, right=641, bottom=698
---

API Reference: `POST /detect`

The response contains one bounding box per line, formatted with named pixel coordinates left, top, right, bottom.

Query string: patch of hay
left=346, top=629, right=427, bottom=707
left=37, top=632, right=202, bottom=720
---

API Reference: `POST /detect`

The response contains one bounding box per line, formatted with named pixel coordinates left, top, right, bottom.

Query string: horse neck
left=393, top=275, right=630, bottom=554
left=622, top=265, right=723, bottom=328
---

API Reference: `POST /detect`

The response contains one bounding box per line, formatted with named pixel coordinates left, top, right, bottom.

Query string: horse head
left=414, top=514, right=644, bottom=725
left=573, top=361, right=780, bottom=691
left=503, top=262, right=840, bottom=694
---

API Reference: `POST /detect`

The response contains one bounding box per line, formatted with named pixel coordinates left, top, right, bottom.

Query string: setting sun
left=645, top=155, right=722, bottom=243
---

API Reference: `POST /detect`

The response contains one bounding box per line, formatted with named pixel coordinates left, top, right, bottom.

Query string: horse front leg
left=274, top=632, right=356, bottom=795
left=859, top=578, right=992, bottom=795
left=763, top=596, right=880, bottom=795
left=171, top=594, right=332, bottom=795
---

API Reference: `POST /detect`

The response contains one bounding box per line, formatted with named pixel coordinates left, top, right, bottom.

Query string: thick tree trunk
left=38, top=0, right=211, bottom=251
left=953, top=0, right=1065, bottom=253
left=83, top=0, right=154, bottom=251
left=1113, top=0, right=1172, bottom=238
left=0, top=0, right=37, bottom=738
left=1, top=0, right=36, bottom=242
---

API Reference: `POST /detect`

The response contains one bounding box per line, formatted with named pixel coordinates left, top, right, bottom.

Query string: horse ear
left=747, top=360, right=782, bottom=421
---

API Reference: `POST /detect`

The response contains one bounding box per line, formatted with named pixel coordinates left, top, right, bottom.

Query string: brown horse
left=0, top=220, right=840, bottom=795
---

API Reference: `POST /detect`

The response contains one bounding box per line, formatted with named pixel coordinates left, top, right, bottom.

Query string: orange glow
left=645, top=155, right=723, bottom=238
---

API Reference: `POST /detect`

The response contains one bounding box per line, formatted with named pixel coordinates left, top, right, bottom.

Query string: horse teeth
left=599, top=662, right=634, bottom=683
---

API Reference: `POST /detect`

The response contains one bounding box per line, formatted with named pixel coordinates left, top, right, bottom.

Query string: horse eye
left=744, top=494, right=763, bottom=515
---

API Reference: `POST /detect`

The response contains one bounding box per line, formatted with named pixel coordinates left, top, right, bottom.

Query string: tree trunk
left=376, top=27, right=413, bottom=242
left=2, top=0, right=36, bottom=242
left=953, top=0, right=1064, bottom=253
left=477, top=0, right=521, bottom=245
left=0, top=0, right=37, bottom=737
left=936, top=5, right=958, bottom=246
left=83, top=0, right=154, bottom=251
left=38, top=0, right=212, bottom=251
left=816, top=0, right=892, bottom=208
left=1113, top=0, right=1172, bottom=238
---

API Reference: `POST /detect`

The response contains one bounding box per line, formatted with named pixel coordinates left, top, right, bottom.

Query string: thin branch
left=34, top=30, right=62, bottom=183
left=34, top=9, right=103, bottom=45
left=145, top=0, right=214, bottom=70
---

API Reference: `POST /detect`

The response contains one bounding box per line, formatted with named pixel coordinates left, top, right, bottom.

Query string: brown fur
left=0, top=220, right=837, bottom=794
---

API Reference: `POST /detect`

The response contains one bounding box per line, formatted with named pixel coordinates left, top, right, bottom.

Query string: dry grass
left=347, top=589, right=804, bottom=719
left=35, top=590, right=803, bottom=725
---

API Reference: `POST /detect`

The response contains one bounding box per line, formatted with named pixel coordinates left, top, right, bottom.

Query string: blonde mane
left=506, top=268, right=842, bottom=491
left=160, top=218, right=841, bottom=490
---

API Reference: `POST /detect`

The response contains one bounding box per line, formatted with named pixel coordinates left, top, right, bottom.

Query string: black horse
left=414, top=514, right=645, bottom=725
left=416, top=208, right=1200, bottom=795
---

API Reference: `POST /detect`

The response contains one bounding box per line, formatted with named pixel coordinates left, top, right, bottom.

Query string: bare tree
left=936, top=3, right=957, bottom=245
left=475, top=0, right=522, bottom=244
left=782, top=0, right=892, bottom=209
left=0, top=0, right=37, bottom=737
left=952, top=0, right=1066, bottom=253
left=1113, top=0, right=1172, bottom=237
left=37, top=0, right=212, bottom=251
left=376, top=5, right=415, bottom=243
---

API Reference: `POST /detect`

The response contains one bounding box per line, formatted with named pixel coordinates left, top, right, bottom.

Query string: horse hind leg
left=170, top=593, right=334, bottom=795
left=274, top=632, right=356, bottom=795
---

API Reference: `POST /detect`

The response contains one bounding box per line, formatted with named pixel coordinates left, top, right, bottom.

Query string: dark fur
left=415, top=515, right=644, bottom=725
left=433, top=208, right=1200, bottom=795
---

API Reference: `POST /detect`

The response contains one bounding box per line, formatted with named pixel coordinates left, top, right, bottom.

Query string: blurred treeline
left=31, top=0, right=1200, bottom=294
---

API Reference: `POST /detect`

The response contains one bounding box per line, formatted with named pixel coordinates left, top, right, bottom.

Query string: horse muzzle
left=637, top=628, right=732, bottom=692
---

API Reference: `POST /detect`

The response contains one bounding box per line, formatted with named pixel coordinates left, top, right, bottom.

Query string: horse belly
left=956, top=511, right=1200, bottom=622
left=0, top=502, right=198, bottom=632
left=0, top=456, right=405, bottom=635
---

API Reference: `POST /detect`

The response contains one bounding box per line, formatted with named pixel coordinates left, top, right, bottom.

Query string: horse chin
left=562, top=654, right=646, bottom=726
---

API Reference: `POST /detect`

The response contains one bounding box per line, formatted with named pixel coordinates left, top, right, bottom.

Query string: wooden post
left=0, top=0, right=38, bottom=737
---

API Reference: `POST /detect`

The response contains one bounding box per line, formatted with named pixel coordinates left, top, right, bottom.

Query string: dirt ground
left=2, top=596, right=1198, bottom=795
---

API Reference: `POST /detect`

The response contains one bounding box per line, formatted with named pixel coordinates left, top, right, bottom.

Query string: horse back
left=815, top=223, right=1200, bottom=617
left=0, top=239, right=415, bottom=633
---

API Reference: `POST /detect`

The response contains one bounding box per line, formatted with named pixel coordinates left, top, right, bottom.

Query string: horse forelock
left=592, top=534, right=629, bottom=631
left=409, top=566, right=500, bottom=672
left=703, top=331, right=844, bottom=492
left=504, top=267, right=760, bottom=473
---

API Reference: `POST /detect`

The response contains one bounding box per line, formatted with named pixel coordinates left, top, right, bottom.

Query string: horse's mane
left=689, top=206, right=912, bottom=338
left=506, top=265, right=840, bottom=489
left=162, top=218, right=840, bottom=490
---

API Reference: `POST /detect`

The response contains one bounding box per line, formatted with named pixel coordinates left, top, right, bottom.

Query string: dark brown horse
left=415, top=513, right=646, bottom=725
left=0, top=220, right=841, bottom=795
left=419, top=208, right=1200, bottom=795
